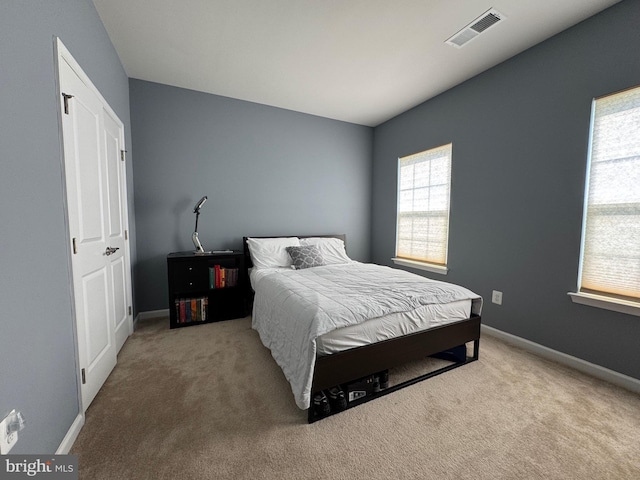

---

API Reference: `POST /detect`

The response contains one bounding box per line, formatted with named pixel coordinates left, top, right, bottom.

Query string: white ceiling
left=93, top=0, right=620, bottom=127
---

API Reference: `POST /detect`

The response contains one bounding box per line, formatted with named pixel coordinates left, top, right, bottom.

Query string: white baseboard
left=481, top=325, right=640, bottom=394
left=56, top=413, right=84, bottom=454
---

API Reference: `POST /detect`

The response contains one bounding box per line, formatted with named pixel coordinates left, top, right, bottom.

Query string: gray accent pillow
left=286, top=245, right=326, bottom=270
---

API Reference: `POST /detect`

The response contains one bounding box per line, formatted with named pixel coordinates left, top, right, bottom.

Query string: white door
left=57, top=40, right=133, bottom=411
left=103, top=109, right=132, bottom=353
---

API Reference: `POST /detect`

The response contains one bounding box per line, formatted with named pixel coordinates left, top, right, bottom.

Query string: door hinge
left=128, top=306, right=132, bottom=316
left=120, top=150, right=127, bottom=162
left=62, top=93, right=74, bottom=114
left=81, top=368, right=86, bottom=385
left=72, top=237, right=78, bottom=254
left=125, top=229, right=128, bottom=240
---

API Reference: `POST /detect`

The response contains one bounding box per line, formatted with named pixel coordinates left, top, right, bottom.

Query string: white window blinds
left=579, top=86, right=640, bottom=300
left=396, top=144, right=452, bottom=266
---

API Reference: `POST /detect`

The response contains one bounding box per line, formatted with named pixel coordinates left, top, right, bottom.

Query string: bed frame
left=243, top=234, right=481, bottom=423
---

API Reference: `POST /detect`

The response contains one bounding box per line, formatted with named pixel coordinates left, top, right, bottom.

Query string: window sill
left=391, top=258, right=448, bottom=275
left=568, top=292, right=640, bottom=317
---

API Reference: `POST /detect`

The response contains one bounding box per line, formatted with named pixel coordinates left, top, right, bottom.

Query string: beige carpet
left=72, top=316, right=640, bottom=479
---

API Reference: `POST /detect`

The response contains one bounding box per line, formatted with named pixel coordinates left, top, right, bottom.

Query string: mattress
left=316, top=298, right=472, bottom=355
left=251, top=266, right=471, bottom=355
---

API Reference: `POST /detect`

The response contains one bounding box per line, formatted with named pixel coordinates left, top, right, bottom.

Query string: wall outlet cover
left=492, top=290, right=503, bottom=305
left=0, top=416, right=18, bottom=454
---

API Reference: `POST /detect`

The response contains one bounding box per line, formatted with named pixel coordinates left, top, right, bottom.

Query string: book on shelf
left=209, top=266, right=239, bottom=288
left=191, top=298, right=197, bottom=322
left=202, top=297, right=207, bottom=322
left=180, top=299, right=186, bottom=323
left=175, top=296, right=208, bottom=323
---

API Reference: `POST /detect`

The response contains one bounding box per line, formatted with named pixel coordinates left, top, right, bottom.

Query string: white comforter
left=251, top=262, right=482, bottom=410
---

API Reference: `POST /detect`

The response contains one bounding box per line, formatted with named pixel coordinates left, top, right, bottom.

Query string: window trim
left=394, top=143, right=453, bottom=269
left=568, top=291, right=640, bottom=317
left=391, top=257, right=448, bottom=275
left=570, top=84, right=640, bottom=316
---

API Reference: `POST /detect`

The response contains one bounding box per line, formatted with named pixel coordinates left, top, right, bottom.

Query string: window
left=571, top=85, right=640, bottom=314
left=393, top=144, right=452, bottom=274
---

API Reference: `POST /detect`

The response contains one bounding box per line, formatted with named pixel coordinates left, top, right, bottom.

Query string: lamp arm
left=194, top=210, right=200, bottom=232
left=191, top=195, right=207, bottom=253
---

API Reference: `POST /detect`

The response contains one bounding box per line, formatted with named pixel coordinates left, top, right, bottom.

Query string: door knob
left=105, top=247, right=120, bottom=256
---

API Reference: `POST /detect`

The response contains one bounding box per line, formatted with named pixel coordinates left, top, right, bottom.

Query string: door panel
left=104, top=113, right=123, bottom=239
left=111, top=256, right=127, bottom=331
left=74, top=99, right=105, bottom=243
left=82, top=268, right=110, bottom=365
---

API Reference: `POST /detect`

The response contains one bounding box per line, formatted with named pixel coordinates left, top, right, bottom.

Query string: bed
left=243, top=234, right=483, bottom=422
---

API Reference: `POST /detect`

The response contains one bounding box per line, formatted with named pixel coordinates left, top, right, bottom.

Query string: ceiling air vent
left=446, top=8, right=506, bottom=48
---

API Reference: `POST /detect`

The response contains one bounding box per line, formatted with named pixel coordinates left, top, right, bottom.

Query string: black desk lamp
left=192, top=196, right=207, bottom=253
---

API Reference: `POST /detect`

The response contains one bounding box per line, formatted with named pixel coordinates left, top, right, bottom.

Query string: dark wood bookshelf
left=167, top=251, right=247, bottom=329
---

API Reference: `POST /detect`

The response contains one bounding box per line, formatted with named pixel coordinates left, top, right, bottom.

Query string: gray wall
left=129, top=80, right=373, bottom=312
left=0, top=0, right=134, bottom=453
left=372, top=0, right=640, bottom=380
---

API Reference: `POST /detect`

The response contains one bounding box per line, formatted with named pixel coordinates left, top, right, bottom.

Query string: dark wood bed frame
left=243, top=234, right=481, bottom=423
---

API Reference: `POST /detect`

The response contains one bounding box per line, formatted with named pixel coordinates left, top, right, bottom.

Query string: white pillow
left=246, top=237, right=300, bottom=269
left=299, top=237, right=351, bottom=265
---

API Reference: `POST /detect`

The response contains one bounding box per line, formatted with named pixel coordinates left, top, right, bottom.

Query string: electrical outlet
left=0, top=412, right=18, bottom=454
left=492, top=290, right=503, bottom=305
